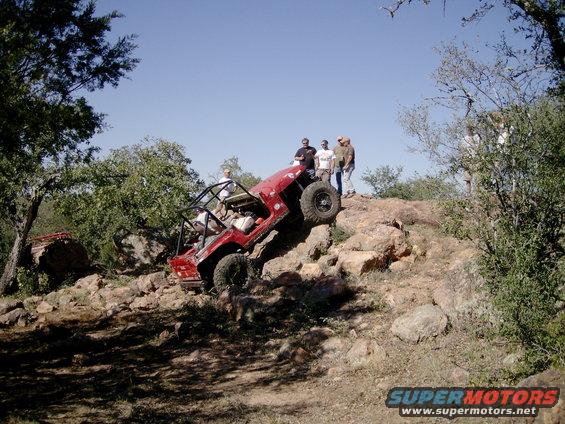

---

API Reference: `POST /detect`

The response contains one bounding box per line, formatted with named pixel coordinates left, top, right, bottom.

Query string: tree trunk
left=0, top=193, right=44, bottom=295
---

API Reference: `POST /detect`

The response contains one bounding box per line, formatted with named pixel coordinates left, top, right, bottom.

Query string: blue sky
left=87, top=0, right=524, bottom=192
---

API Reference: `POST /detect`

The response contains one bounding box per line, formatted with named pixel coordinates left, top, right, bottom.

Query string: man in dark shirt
left=294, top=138, right=317, bottom=178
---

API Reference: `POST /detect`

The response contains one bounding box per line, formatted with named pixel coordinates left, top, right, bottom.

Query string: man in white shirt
left=314, top=139, right=336, bottom=183
left=460, top=125, right=480, bottom=195
left=214, top=168, right=235, bottom=218
left=218, top=169, right=235, bottom=200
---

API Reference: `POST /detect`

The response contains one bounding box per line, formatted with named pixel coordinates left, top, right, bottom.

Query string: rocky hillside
left=0, top=196, right=562, bottom=423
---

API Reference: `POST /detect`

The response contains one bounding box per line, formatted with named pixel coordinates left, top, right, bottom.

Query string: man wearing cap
left=294, top=138, right=317, bottom=178
left=314, top=139, right=335, bottom=183
left=333, top=136, right=349, bottom=195
left=341, top=137, right=356, bottom=197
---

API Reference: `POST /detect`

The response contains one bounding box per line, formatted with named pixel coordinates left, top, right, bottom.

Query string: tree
left=211, top=157, right=262, bottom=189
left=395, top=38, right=564, bottom=371
left=0, top=0, right=138, bottom=293
left=382, top=0, right=564, bottom=77
left=56, top=139, right=204, bottom=266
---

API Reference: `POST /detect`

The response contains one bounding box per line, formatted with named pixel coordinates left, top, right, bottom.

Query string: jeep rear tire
left=213, top=253, right=254, bottom=290
left=300, top=181, right=341, bottom=224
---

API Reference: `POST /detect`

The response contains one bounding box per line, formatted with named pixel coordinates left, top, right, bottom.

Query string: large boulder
left=114, top=228, right=174, bottom=274
left=0, top=308, right=27, bottom=327
left=337, top=250, right=387, bottom=276
left=295, top=225, right=331, bottom=260
left=299, top=263, right=324, bottom=280
left=0, top=299, right=23, bottom=315
left=518, top=369, right=564, bottom=424
left=432, top=261, right=495, bottom=327
left=372, top=198, right=440, bottom=227
left=262, top=252, right=302, bottom=279
left=28, top=236, right=90, bottom=282
left=73, top=274, right=103, bottom=293
left=391, top=304, right=448, bottom=343
left=335, top=197, right=394, bottom=234
left=340, top=225, right=411, bottom=260
left=303, top=277, right=350, bottom=304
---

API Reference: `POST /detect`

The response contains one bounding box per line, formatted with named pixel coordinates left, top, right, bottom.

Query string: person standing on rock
left=459, top=124, right=480, bottom=195
left=294, top=138, right=317, bottom=178
left=314, top=139, right=335, bottom=183
left=213, top=168, right=235, bottom=218
left=333, top=136, right=348, bottom=195
left=341, top=137, right=356, bottom=197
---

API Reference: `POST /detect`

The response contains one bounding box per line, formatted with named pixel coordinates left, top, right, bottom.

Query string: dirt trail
left=0, top=203, right=523, bottom=423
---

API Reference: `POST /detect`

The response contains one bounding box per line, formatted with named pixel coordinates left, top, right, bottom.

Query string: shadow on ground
left=0, top=283, right=367, bottom=423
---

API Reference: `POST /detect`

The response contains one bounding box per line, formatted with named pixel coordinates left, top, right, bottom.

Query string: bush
left=362, top=166, right=460, bottom=200
left=443, top=98, right=565, bottom=372
left=329, top=224, right=353, bottom=245
left=16, top=267, right=51, bottom=295
left=56, top=138, right=204, bottom=266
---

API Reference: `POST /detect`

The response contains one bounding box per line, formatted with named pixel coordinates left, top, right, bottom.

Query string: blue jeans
left=335, top=167, right=343, bottom=195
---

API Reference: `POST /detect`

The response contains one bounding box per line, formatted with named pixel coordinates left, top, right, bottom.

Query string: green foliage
left=0, top=0, right=137, bottom=291
left=442, top=99, right=565, bottom=371
left=16, top=267, right=50, bottom=295
left=213, top=157, right=262, bottom=189
left=329, top=224, right=353, bottom=245
left=56, top=138, right=204, bottom=266
left=361, top=165, right=403, bottom=198
left=0, top=217, right=14, bottom=270
left=362, top=166, right=460, bottom=200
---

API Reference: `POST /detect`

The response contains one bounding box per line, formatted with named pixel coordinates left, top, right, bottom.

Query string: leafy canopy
left=56, top=138, right=204, bottom=265
left=0, top=0, right=138, bottom=216
left=212, top=156, right=262, bottom=190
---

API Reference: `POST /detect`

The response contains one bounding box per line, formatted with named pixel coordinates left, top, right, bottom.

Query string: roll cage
left=174, top=180, right=260, bottom=254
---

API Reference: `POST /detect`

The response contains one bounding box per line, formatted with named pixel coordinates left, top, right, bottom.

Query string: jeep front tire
left=213, top=253, right=254, bottom=290
left=299, top=181, right=341, bottom=224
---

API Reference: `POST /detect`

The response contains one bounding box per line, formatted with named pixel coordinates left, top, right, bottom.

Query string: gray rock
left=0, top=299, right=23, bottom=315
left=303, top=277, right=349, bottom=304
left=432, top=262, right=495, bottom=327
left=262, top=253, right=302, bottom=279
left=518, top=369, right=564, bottom=424
left=295, top=225, right=331, bottom=260
left=36, top=301, right=54, bottom=314
left=337, top=250, right=387, bottom=276
left=319, top=337, right=347, bottom=358
left=23, top=296, right=42, bottom=312
left=114, top=228, right=173, bottom=273
left=276, top=342, right=293, bottom=360
left=0, top=308, right=28, bottom=327
left=391, top=304, right=448, bottom=343
left=345, top=339, right=387, bottom=369
left=302, top=327, right=335, bottom=346
left=74, top=274, right=103, bottom=293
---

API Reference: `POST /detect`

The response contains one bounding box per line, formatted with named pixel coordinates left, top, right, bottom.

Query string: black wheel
left=212, top=253, right=254, bottom=290
left=300, top=181, right=341, bottom=224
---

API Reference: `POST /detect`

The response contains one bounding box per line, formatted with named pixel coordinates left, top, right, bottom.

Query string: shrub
left=442, top=99, right=565, bottom=372
left=362, top=166, right=460, bottom=200
left=329, top=224, right=353, bottom=245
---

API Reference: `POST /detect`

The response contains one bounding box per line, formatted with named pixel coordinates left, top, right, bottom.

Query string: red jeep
left=169, top=165, right=340, bottom=289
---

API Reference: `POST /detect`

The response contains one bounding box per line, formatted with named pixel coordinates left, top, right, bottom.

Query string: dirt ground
left=0, top=225, right=527, bottom=423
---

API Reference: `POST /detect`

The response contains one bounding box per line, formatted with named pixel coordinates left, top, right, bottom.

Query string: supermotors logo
left=386, top=387, right=560, bottom=419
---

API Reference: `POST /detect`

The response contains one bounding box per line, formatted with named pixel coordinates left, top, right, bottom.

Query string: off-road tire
left=300, top=181, right=341, bottom=224
left=213, top=253, right=254, bottom=290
